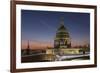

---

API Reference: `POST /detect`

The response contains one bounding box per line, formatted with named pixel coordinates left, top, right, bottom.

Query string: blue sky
left=21, top=10, right=90, bottom=49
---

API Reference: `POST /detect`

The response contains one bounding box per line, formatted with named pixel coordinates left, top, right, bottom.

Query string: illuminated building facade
left=54, top=17, right=71, bottom=48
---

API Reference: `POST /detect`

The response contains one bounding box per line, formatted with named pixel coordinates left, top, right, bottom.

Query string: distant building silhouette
left=26, top=41, right=30, bottom=55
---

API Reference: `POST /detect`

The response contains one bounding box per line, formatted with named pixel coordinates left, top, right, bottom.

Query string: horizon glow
left=21, top=10, right=90, bottom=49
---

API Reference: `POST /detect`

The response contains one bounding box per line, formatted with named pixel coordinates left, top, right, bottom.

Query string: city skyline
left=21, top=10, right=90, bottom=49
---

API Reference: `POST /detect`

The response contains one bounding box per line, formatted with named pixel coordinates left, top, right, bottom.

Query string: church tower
left=26, top=41, right=30, bottom=55
left=54, top=17, right=71, bottom=48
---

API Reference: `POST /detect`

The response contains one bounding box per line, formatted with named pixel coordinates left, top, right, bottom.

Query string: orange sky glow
left=21, top=40, right=89, bottom=50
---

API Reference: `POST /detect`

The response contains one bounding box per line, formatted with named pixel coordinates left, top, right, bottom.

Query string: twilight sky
left=21, top=10, right=90, bottom=49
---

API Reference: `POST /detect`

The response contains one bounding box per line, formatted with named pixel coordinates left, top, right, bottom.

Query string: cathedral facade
left=45, top=18, right=81, bottom=61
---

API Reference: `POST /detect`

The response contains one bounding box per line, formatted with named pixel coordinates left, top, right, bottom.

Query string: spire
left=27, top=40, right=30, bottom=49
left=60, top=17, right=64, bottom=25
left=58, top=17, right=66, bottom=31
left=26, top=40, right=30, bottom=55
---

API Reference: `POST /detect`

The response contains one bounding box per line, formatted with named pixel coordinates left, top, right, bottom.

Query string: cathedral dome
left=56, top=24, right=70, bottom=39
left=58, top=24, right=66, bottom=31
left=54, top=17, right=71, bottom=48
